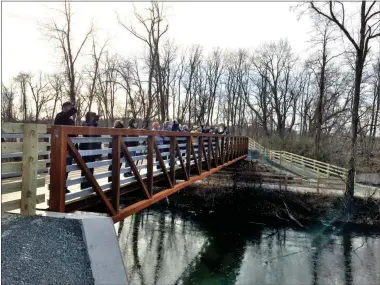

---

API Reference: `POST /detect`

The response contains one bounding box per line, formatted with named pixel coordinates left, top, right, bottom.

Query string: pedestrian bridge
left=1, top=123, right=248, bottom=222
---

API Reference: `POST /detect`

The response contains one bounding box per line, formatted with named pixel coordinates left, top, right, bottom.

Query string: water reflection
left=117, top=209, right=380, bottom=285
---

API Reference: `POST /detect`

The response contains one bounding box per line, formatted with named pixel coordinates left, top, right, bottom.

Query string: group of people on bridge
left=54, top=101, right=229, bottom=194
left=54, top=101, right=229, bottom=135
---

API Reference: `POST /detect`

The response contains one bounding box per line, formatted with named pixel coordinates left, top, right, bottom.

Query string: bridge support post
left=198, top=136, right=203, bottom=174
left=49, top=126, right=67, bottom=213
left=170, top=137, right=176, bottom=185
left=147, top=136, right=154, bottom=197
left=111, top=135, right=121, bottom=212
left=186, top=137, right=191, bottom=176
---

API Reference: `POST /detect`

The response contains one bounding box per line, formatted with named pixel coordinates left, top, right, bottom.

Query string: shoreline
left=150, top=161, right=380, bottom=232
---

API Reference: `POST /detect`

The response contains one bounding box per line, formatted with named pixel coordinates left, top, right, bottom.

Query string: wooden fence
left=1, top=123, right=49, bottom=214
left=249, top=139, right=348, bottom=180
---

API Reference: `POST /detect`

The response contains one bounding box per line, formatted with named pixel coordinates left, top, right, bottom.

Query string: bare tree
left=1, top=82, right=17, bottom=122
left=309, top=1, right=380, bottom=199
left=48, top=73, right=65, bottom=123
left=14, top=72, right=31, bottom=122
left=28, top=72, right=53, bottom=122
left=42, top=1, right=93, bottom=104
left=118, top=1, right=169, bottom=122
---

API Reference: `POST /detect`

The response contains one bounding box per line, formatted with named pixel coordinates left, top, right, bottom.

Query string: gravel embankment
left=1, top=214, right=94, bottom=285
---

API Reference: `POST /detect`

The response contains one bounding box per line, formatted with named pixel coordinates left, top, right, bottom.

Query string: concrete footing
left=37, top=211, right=128, bottom=285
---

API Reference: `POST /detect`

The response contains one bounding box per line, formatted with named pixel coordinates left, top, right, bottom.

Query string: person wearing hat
left=182, top=125, right=189, bottom=132
left=54, top=101, right=78, bottom=194
left=79, top=112, right=102, bottom=190
left=54, top=101, right=77, bottom=126
left=108, top=120, right=124, bottom=182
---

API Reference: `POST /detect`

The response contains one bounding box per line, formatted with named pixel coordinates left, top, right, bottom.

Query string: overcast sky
left=2, top=2, right=315, bottom=84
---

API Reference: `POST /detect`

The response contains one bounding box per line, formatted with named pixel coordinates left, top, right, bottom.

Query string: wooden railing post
left=111, top=135, right=121, bottom=213
left=170, top=137, right=176, bottom=185
left=49, top=126, right=67, bottom=212
left=20, top=124, right=39, bottom=215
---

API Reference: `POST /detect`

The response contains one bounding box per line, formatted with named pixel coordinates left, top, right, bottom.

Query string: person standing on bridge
left=79, top=112, right=101, bottom=190
left=54, top=101, right=77, bottom=194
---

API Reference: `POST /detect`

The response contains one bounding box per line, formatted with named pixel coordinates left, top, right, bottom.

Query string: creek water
left=116, top=208, right=380, bottom=285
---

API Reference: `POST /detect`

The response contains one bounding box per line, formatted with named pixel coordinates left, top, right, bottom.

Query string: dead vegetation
left=157, top=161, right=380, bottom=230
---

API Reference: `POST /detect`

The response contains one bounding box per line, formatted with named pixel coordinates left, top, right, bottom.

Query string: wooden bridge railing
left=1, top=123, right=49, bottom=214
left=249, top=139, right=348, bottom=179
left=48, top=126, right=248, bottom=222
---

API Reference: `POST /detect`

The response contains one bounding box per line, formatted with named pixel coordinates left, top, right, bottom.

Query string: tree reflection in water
left=117, top=209, right=380, bottom=285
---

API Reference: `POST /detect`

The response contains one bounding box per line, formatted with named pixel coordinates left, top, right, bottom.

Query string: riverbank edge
left=151, top=163, right=380, bottom=233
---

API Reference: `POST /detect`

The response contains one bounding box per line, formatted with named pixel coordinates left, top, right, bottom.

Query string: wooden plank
left=120, top=139, right=151, bottom=199
left=2, top=194, right=45, bottom=213
left=67, top=138, right=116, bottom=216
left=111, top=135, right=121, bottom=213
left=147, top=136, right=154, bottom=196
left=2, top=123, right=47, bottom=134
left=20, top=124, right=39, bottom=215
left=1, top=160, right=46, bottom=174
left=1, top=142, right=48, bottom=154
left=2, top=177, right=45, bottom=194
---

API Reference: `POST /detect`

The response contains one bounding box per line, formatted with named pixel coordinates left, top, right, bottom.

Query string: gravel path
left=1, top=214, right=94, bottom=285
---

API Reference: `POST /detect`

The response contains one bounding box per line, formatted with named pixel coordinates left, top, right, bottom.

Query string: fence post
left=20, top=124, right=39, bottom=215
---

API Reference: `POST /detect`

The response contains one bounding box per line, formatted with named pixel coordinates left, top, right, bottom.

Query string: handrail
left=248, top=138, right=348, bottom=179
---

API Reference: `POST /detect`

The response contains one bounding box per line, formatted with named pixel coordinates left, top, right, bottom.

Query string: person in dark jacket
left=124, top=118, right=138, bottom=177
left=54, top=101, right=77, bottom=194
left=79, top=112, right=101, bottom=190
left=172, top=120, right=181, bottom=132
left=108, top=120, right=124, bottom=182
left=54, top=101, right=77, bottom=126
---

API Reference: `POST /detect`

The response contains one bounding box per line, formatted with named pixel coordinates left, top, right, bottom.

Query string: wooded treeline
left=2, top=1, right=380, bottom=192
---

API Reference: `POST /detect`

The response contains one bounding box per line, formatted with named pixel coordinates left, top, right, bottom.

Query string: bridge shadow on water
left=115, top=208, right=380, bottom=285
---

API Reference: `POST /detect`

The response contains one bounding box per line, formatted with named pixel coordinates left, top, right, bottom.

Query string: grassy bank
left=153, top=161, right=380, bottom=231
